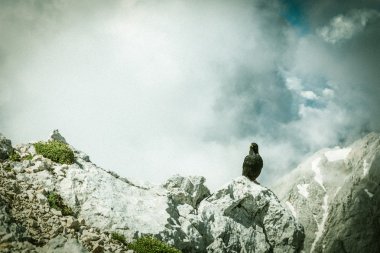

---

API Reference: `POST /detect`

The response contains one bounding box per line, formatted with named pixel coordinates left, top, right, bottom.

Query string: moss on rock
left=47, top=191, right=74, bottom=216
left=128, top=236, right=181, bottom=253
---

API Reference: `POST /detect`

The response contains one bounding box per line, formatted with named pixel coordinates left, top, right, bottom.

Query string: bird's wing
left=243, top=155, right=254, bottom=166
left=243, top=155, right=263, bottom=167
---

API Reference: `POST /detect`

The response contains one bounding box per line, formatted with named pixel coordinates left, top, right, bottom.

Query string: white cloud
left=284, top=74, right=319, bottom=101
left=0, top=0, right=291, bottom=190
left=300, top=90, right=318, bottom=100
left=1, top=1, right=379, bottom=190
left=285, top=76, right=303, bottom=91
left=317, top=9, right=380, bottom=44
left=322, top=88, right=334, bottom=98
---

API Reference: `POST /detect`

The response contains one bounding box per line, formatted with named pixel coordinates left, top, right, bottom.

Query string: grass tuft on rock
left=2, top=164, right=12, bottom=172
left=111, top=232, right=127, bottom=245
left=22, top=154, right=33, bottom=161
left=9, top=150, right=21, bottom=162
left=128, top=236, right=181, bottom=253
left=47, top=191, right=74, bottom=216
left=34, top=140, right=74, bottom=164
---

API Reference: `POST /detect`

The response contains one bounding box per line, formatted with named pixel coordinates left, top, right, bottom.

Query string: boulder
left=198, top=177, right=304, bottom=252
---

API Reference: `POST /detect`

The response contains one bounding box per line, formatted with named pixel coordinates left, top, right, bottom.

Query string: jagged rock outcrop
left=160, top=176, right=304, bottom=252
left=0, top=131, right=305, bottom=252
left=50, top=129, right=67, bottom=144
left=0, top=134, right=12, bottom=161
left=272, top=133, right=380, bottom=253
left=163, top=175, right=211, bottom=208
left=198, top=177, right=304, bottom=252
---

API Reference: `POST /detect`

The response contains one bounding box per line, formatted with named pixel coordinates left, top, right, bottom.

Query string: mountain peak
left=272, top=132, right=380, bottom=253
left=50, top=129, right=68, bottom=144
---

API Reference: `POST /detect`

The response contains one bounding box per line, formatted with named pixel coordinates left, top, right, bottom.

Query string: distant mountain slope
left=272, top=133, right=380, bottom=253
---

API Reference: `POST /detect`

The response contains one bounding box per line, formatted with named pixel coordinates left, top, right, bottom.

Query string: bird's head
left=250, top=143, right=259, bottom=154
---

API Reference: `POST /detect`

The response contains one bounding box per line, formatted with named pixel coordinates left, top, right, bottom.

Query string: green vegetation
left=34, top=140, right=74, bottom=164
left=3, top=164, right=12, bottom=172
left=111, top=232, right=127, bottom=245
left=47, top=191, right=74, bottom=216
left=9, top=150, right=21, bottom=162
left=22, top=154, right=33, bottom=161
left=128, top=236, right=182, bottom=253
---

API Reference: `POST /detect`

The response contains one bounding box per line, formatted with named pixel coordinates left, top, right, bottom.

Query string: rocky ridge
left=0, top=131, right=304, bottom=252
left=0, top=150, right=130, bottom=252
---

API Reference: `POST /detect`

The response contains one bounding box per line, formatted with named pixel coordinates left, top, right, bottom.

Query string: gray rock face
left=0, top=131, right=305, bottom=253
left=50, top=129, right=67, bottom=144
left=0, top=134, right=13, bottom=161
left=0, top=196, right=36, bottom=253
left=272, top=132, right=380, bottom=253
left=198, top=177, right=304, bottom=253
left=163, top=175, right=211, bottom=208
left=0, top=132, right=131, bottom=252
left=37, top=236, right=88, bottom=253
left=317, top=133, right=380, bottom=253
left=160, top=176, right=304, bottom=252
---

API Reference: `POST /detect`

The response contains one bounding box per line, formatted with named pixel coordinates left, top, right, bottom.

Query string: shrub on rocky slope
left=129, top=236, right=181, bottom=253
left=34, top=140, right=74, bottom=164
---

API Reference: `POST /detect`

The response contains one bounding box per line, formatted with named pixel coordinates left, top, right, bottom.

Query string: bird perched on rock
left=242, top=143, right=263, bottom=183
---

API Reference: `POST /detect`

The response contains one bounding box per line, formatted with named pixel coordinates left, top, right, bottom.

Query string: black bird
left=242, top=143, right=263, bottom=183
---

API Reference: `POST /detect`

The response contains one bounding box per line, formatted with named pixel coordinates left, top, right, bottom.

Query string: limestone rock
left=0, top=133, right=13, bottom=161
left=0, top=196, right=37, bottom=252
left=198, top=177, right=304, bottom=253
left=66, top=217, right=80, bottom=231
left=1, top=131, right=305, bottom=253
left=37, top=235, right=88, bottom=253
left=81, top=230, right=100, bottom=242
left=50, top=130, right=67, bottom=144
left=163, top=175, right=211, bottom=208
left=91, top=243, right=104, bottom=253
left=51, top=209, right=62, bottom=217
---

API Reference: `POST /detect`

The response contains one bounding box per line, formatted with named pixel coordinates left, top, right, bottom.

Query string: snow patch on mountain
left=363, top=159, right=370, bottom=177
left=364, top=189, right=374, bottom=198
left=324, top=147, right=351, bottom=162
left=297, top=184, right=309, bottom=198
left=310, top=195, right=329, bottom=253
left=311, top=157, right=326, bottom=191
left=333, top=186, right=341, bottom=197
left=286, top=201, right=298, bottom=218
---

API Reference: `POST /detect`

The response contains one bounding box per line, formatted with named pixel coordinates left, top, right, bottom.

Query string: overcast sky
left=0, top=0, right=379, bottom=190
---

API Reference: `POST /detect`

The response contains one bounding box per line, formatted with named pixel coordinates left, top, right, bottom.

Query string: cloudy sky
left=0, top=0, right=379, bottom=190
